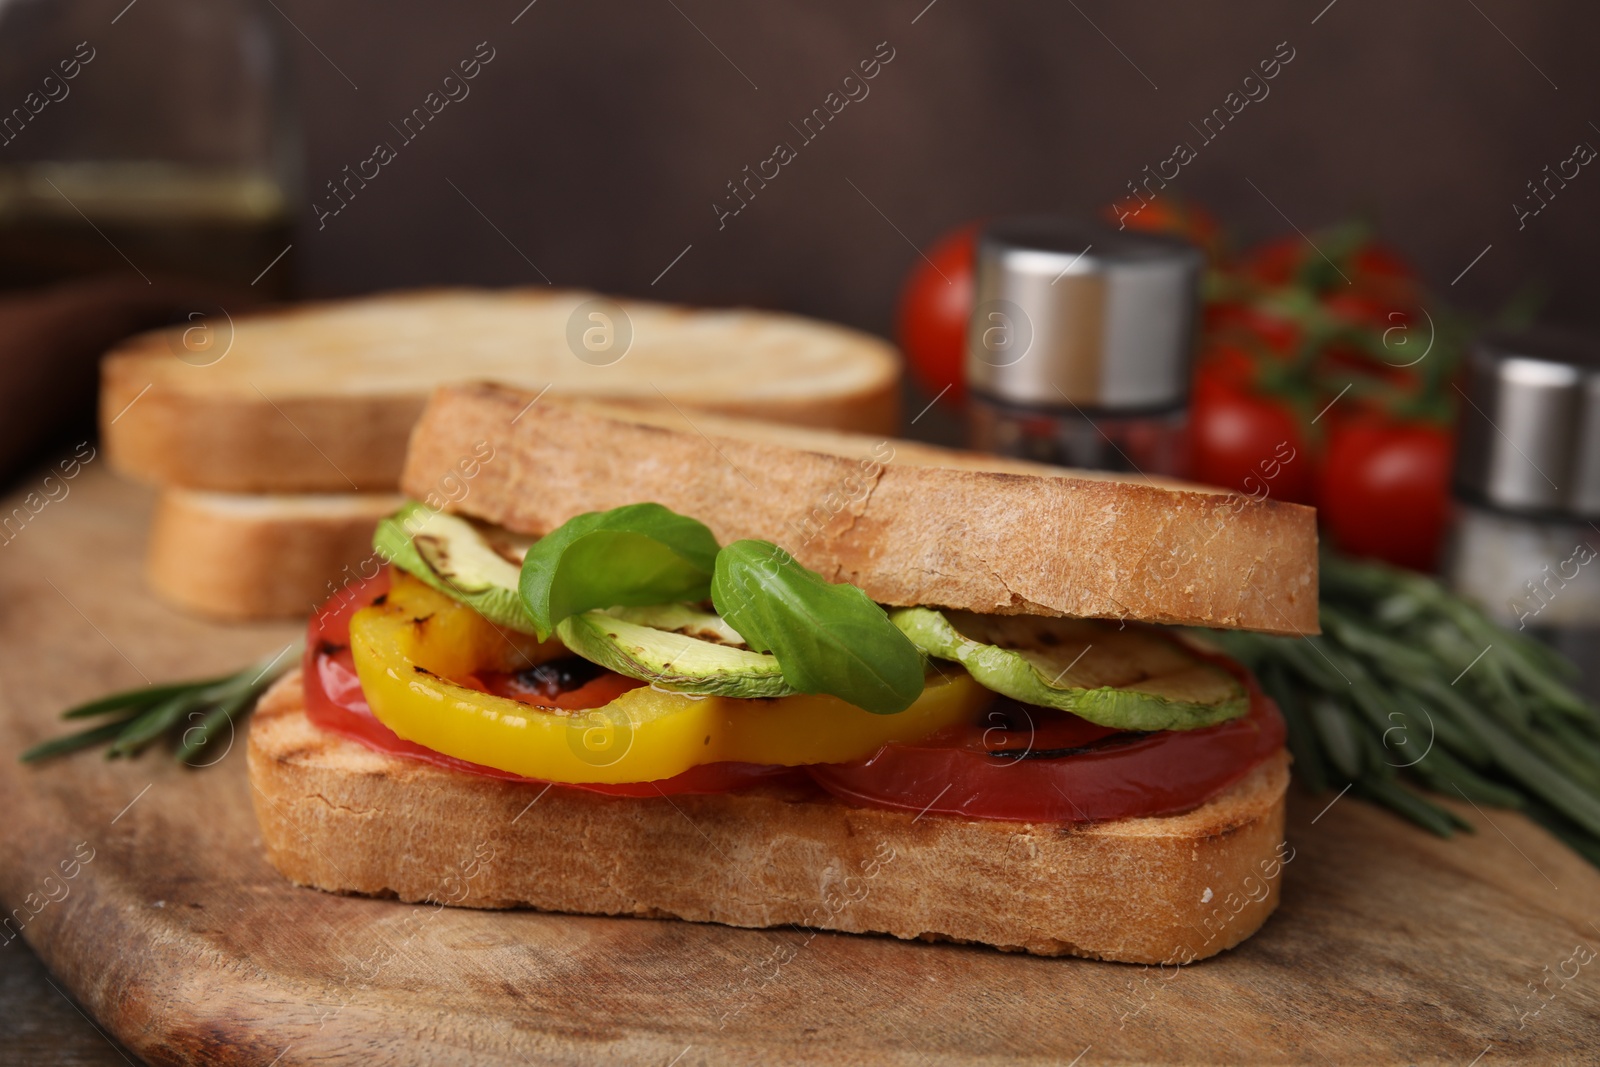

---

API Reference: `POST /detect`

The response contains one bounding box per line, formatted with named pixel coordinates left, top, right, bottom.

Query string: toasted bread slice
left=401, top=385, right=1319, bottom=634
left=101, top=288, right=901, bottom=492
left=247, top=671, right=1290, bottom=963
left=147, top=489, right=404, bottom=620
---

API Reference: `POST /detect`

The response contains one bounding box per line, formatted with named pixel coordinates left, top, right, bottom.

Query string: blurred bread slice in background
left=147, top=488, right=406, bottom=620
left=103, top=287, right=903, bottom=619
left=101, top=287, right=901, bottom=493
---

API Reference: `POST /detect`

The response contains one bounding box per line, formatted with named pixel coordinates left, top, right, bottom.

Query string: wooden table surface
left=2, top=465, right=1599, bottom=1066
left=0, top=937, right=142, bottom=1066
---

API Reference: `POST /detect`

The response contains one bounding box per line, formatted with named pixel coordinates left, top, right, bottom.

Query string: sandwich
left=248, top=383, right=1316, bottom=964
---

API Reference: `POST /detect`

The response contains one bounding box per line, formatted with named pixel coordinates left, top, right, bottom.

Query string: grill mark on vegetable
left=318, top=640, right=348, bottom=657
left=512, top=657, right=605, bottom=698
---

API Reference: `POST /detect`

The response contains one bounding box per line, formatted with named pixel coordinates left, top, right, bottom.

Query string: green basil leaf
left=518, top=503, right=721, bottom=639
left=710, top=539, right=925, bottom=714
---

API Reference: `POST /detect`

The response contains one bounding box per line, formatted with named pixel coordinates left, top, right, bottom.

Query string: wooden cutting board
left=2, top=465, right=1599, bottom=1066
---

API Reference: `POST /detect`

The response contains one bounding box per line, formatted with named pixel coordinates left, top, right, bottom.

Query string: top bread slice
left=401, top=383, right=1319, bottom=634
left=100, top=288, right=900, bottom=493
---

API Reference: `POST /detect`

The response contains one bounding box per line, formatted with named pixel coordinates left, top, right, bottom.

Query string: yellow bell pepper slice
left=349, top=572, right=990, bottom=784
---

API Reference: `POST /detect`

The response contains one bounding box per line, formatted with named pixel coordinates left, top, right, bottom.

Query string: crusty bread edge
left=146, top=490, right=403, bottom=620
left=247, top=671, right=1290, bottom=964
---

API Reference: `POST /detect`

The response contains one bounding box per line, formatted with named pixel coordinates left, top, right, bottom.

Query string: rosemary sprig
left=20, top=639, right=303, bottom=766
left=1201, top=552, right=1600, bottom=867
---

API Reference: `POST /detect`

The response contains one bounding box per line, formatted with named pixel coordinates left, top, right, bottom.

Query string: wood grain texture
left=0, top=937, right=141, bottom=1066
left=2, top=466, right=1599, bottom=1065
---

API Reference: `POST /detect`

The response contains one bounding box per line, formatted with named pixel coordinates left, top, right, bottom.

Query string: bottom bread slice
left=247, top=671, right=1290, bottom=963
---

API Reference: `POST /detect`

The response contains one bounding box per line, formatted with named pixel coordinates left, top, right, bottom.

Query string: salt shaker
left=965, top=218, right=1203, bottom=475
left=1444, top=328, right=1600, bottom=697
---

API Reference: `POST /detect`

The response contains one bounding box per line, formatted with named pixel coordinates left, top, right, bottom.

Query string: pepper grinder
left=1444, top=328, right=1600, bottom=699
left=965, top=218, right=1203, bottom=475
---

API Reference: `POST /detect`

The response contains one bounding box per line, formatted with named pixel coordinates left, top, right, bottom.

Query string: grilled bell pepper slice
left=348, top=573, right=989, bottom=784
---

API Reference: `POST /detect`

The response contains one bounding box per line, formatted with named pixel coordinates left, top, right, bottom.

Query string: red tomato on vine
left=1188, top=347, right=1318, bottom=507
left=895, top=222, right=980, bottom=404
left=1319, top=418, right=1454, bottom=572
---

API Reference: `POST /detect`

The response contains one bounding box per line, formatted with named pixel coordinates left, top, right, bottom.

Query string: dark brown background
left=5, top=0, right=1597, bottom=487
left=278, top=0, right=1598, bottom=336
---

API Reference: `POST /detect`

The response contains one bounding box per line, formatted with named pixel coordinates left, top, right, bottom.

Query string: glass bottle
left=965, top=219, right=1203, bottom=476
left=0, top=0, right=299, bottom=295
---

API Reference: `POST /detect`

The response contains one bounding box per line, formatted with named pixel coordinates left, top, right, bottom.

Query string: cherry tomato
left=1319, top=418, right=1454, bottom=572
left=808, top=650, right=1284, bottom=824
left=1246, top=233, right=1418, bottom=307
left=1244, top=234, right=1314, bottom=289
left=895, top=221, right=979, bottom=404
left=1188, top=350, right=1317, bottom=505
left=302, top=571, right=799, bottom=796
left=1205, top=301, right=1302, bottom=358
left=1323, top=291, right=1406, bottom=333
left=1104, top=196, right=1225, bottom=263
left=1347, top=241, right=1419, bottom=297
